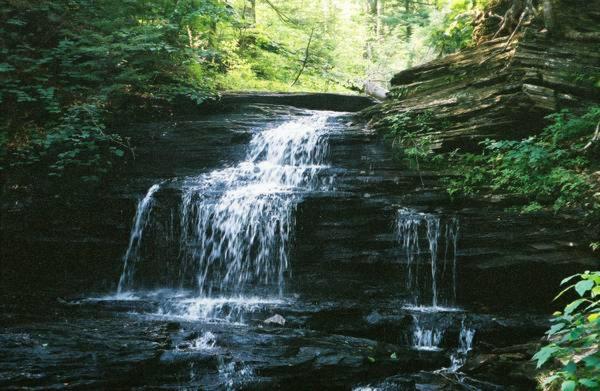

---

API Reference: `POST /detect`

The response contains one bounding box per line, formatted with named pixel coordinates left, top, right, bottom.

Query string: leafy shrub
left=446, top=106, right=600, bottom=214
left=426, top=0, right=488, bottom=56
left=380, top=110, right=444, bottom=166
left=533, top=271, right=600, bottom=390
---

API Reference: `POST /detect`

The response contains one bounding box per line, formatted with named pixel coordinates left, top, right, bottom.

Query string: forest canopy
left=0, top=0, right=487, bottom=182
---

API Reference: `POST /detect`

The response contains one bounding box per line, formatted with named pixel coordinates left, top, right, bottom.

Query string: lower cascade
left=395, top=208, right=460, bottom=308
left=117, top=112, right=337, bottom=318
left=412, top=315, right=443, bottom=351
left=396, top=208, right=476, bottom=368
left=449, top=321, right=476, bottom=372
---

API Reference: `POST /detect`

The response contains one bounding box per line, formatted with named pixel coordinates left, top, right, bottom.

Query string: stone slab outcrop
left=363, top=29, right=600, bottom=150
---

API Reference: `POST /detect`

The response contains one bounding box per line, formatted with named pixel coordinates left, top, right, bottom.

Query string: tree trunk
left=245, top=0, right=256, bottom=25
left=542, top=0, right=555, bottom=33
left=405, top=0, right=412, bottom=40
left=376, top=0, right=384, bottom=38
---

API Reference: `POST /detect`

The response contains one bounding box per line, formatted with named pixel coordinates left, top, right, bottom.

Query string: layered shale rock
left=363, top=17, right=600, bottom=150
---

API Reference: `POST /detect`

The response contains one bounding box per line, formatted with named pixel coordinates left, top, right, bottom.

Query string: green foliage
left=216, top=0, right=364, bottom=92
left=426, top=0, right=484, bottom=55
left=8, top=103, right=128, bottom=182
left=1, top=0, right=228, bottom=183
left=380, top=110, right=442, bottom=166
left=446, top=106, right=600, bottom=215
left=533, top=271, right=600, bottom=390
left=0, top=0, right=506, bottom=185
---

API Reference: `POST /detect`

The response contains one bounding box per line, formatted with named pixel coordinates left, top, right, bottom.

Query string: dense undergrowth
left=446, top=107, right=600, bottom=215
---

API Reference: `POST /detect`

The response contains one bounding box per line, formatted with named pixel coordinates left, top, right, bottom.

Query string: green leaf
left=561, top=380, right=576, bottom=391
left=113, top=149, right=125, bottom=157
left=583, top=355, right=600, bottom=369
left=555, top=284, right=576, bottom=301
left=575, top=280, right=595, bottom=296
left=565, top=299, right=586, bottom=315
left=548, top=323, right=566, bottom=335
left=564, top=361, right=576, bottom=375
left=561, top=274, right=580, bottom=285
left=533, top=345, right=559, bottom=368
left=579, top=379, right=599, bottom=388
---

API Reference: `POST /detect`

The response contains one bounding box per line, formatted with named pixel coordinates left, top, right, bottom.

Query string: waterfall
left=395, top=209, right=460, bottom=308
left=117, top=112, right=336, bottom=305
left=118, top=183, right=161, bottom=293
left=178, top=113, right=331, bottom=296
left=444, top=217, right=460, bottom=302
left=395, top=211, right=421, bottom=291
left=412, top=315, right=443, bottom=351
left=449, top=319, right=475, bottom=372
left=425, top=216, right=440, bottom=307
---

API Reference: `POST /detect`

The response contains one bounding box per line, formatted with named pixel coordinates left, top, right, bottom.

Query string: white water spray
left=412, top=315, right=443, bottom=351
left=118, top=183, right=161, bottom=293
left=449, top=319, right=475, bottom=372
left=179, top=113, right=333, bottom=296
left=395, top=209, right=460, bottom=308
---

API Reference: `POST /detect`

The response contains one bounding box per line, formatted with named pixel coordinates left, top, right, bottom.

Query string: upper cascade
left=118, top=112, right=340, bottom=300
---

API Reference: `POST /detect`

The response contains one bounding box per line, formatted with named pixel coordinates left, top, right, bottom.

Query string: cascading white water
left=118, top=183, right=161, bottom=293
left=178, top=113, right=332, bottom=297
left=395, top=209, right=460, bottom=308
left=444, top=218, right=460, bottom=302
left=395, top=210, right=422, bottom=290
left=425, top=216, right=440, bottom=307
left=116, top=112, right=337, bottom=319
left=396, top=209, right=475, bottom=375
left=449, top=319, right=475, bottom=372
left=412, top=315, right=443, bottom=351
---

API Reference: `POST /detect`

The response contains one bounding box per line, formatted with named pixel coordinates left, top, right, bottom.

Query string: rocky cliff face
left=362, top=25, right=600, bottom=150
left=1, top=96, right=597, bottom=389
left=2, top=98, right=594, bottom=304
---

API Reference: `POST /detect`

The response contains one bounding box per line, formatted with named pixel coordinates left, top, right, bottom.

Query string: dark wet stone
left=206, top=92, right=377, bottom=113
left=365, top=310, right=383, bottom=324
left=165, top=322, right=181, bottom=332
left=462, top=342, right=540, bottom=389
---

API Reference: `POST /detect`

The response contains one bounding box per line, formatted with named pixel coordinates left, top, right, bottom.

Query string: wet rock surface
left=1, top=96, right=597, bottom=389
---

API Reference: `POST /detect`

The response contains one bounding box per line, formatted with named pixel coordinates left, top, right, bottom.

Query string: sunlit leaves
left=446, top=105, right=600, bottom=215
left=533, top=345, right=559, bottom=368
left=534, top=271, right=600, bottom=390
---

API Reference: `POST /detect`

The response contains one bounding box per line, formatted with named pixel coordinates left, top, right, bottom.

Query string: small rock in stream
left=264, top=314, right=286, bottom=326
left=365, top=310, right=383, bottom=324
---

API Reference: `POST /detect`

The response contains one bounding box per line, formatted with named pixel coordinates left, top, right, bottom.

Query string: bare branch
left=262, top=0, right=296, bottom=24
left=291, top=28, right=315, bottom=87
